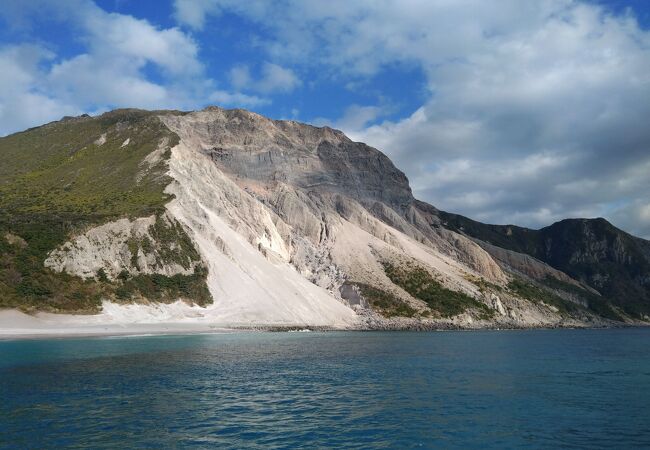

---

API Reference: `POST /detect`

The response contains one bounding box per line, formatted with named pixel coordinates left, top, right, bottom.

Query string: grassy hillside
left=0, top=110, right=209, bottom=312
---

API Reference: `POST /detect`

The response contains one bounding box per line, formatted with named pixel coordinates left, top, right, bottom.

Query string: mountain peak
left=1, top=107, right=649, bottom=328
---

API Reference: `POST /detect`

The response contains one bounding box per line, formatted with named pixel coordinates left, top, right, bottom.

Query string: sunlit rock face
left=157, top=107, right=595, bottom=329
left=6, top=106, right=643, bottom=328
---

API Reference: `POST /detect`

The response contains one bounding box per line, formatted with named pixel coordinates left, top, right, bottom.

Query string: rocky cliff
left=0, top=107, right=647, bottom=328
left=438, top=211, right=650, bottom=320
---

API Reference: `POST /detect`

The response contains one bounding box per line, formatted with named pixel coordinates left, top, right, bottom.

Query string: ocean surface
left=1, top=329, right=649, bottom=449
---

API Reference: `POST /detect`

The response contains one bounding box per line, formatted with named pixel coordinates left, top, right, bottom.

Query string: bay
left=1, top=329, right=649, bottom=449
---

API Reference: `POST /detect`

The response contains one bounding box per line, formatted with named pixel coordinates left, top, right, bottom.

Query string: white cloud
left=0, top=0, right=208, bottom=135
left=0, top=44, right=52, bottom=88
left=0, top=1, right=300, bottom=137
left=229, top=62, right=301, bottom=94
left=82, top=10, right=201, bottom=77
left=611, top=200, right=650, bottom=240
left=0, top=45, right=79, bottom=134
left=209, top=90, right=270, bottom=107
left=255, top=62, right=301, bottom=93
left=2, top=0, right=649, bottom=239
left=183, top=0, right=650, bottom=237
left=173, top=0, right=222, bottom=30
left=314, top=104, right=383, bottom=134
left=48, top=54, right=171, bottom=108
left=229, top=65, right=252, bottom=90
left=333, top=104, right=383, bottom=132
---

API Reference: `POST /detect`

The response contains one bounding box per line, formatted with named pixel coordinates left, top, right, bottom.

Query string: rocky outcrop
left=45, top=213, right=201, bottom=280
left=162, top=134, right=357, bottom=327
left=475, top=239, right=584, bottom=287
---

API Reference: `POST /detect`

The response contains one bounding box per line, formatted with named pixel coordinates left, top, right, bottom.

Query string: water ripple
left=1, top=329, right=650, bottom=448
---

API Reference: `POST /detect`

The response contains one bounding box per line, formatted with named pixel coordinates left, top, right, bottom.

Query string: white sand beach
left=0, top=309, right=235, bottom=340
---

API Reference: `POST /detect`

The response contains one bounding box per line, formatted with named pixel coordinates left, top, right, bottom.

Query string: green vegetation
left=1, top=217, right=106, bottom=312
left=113, top=268, right=211, bottom=306
left=509, top=275, right=622, bottom=321
left=0, top=110, right=211, bottom=312
left=540, top=276, right=623, bottom=321
left=383, top=261, right=492, bottom=318
left=352, top=282, right=417, bottom=318
left=0, top=110, right=175, bottom=218
left=507, top=277, right=578, bottom=315
left=466, top=274, right=503, bottom=294
left=148, top=215, right=201, bottom=269
left=127, top=237, right=141, bottom=269
left=122, top=215, right=202, bottom=273
left=96, top=268, right=109, bottom=282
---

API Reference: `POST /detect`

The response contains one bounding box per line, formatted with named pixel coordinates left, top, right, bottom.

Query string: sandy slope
left=164, top=139, right=358, bottom=328
left=0, top=303, right=237, bottom=339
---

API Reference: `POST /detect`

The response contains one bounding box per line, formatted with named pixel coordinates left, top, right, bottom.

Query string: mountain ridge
left=438, top=210, right=650, bottom=318
left=1, top=106, right=648, bottom=328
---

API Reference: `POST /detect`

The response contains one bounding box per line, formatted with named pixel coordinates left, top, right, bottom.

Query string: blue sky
left=1, top=0, right=649, bottom=237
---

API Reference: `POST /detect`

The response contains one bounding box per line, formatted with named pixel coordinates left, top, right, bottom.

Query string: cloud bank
left=173, top=0, right=650, bottom=238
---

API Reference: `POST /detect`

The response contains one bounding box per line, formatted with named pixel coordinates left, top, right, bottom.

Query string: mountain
left=437, top=211, right=650, bottom=319
left=1, top=107, right=648, bottom=329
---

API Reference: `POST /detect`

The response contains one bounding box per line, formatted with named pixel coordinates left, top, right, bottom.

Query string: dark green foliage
left=0, top=215, right=106, bottom=312
left=117, top=270, right=130, bottom=281
left=507, top=277, right=578, bottom=315
left=471, top=276, right=503, bottom=294
left=112, top=267, right=211, bottom=307
left=122, top=215, right=202, bottom=273
left=0, top=261, right=105, bottom=313
left=127, top=238, right=141, bottom=269
left=352, top=282, right=417, bottom=318
left=140, top=236, right=153, bottom=253
left=115, top=285, right=132, bottom=300
left=16, top=278, right=52, bottom=297
left=435, top=208, right=539, bottom=256
left=383, top=261, right=492, bottom=318
left=96, top=268, right=108, bottom=283
left=147, top=215, right=201, bottom=269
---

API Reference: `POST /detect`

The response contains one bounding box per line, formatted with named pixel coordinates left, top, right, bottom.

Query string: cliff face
left=158, top=108, right=514, bottom=328
left=0, top=106, right=647, bottom=327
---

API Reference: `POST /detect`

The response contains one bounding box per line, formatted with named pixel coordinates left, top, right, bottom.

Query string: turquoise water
left=1, top=329, right=649, bottom=449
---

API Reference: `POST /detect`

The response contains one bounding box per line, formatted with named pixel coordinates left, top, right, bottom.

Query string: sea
left=1, top=328, right=649, bottom=449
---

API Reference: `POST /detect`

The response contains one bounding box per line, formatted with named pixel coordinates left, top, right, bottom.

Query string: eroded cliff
left=1, top=107, right=644, bottom=328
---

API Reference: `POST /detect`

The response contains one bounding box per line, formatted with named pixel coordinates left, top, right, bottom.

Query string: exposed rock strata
left=32, top=106, right=645, bottom=328
left=155, top=108, right=600, bottom=328
left=45, top=214, right=200, bottom=280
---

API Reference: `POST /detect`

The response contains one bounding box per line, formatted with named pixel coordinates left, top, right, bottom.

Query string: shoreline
left=0, top=308, right=349, bottom=340
left=0, top=308, right=644, bottom=341
left=0, top=328, right=241, bottom=341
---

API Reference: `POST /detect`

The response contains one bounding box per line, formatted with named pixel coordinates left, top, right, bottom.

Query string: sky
left=1, top=0, right=649, bottom=238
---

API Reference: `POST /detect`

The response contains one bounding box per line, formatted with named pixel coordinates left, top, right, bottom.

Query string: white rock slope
left=164, top=138, right=357, bottom=327
left=155, top=108, right=573, bottom=328
left=38, top=106, right=604, bottom=330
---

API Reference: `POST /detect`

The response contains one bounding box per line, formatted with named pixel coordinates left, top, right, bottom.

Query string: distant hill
left=437, top=211, right=650, bottom=318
